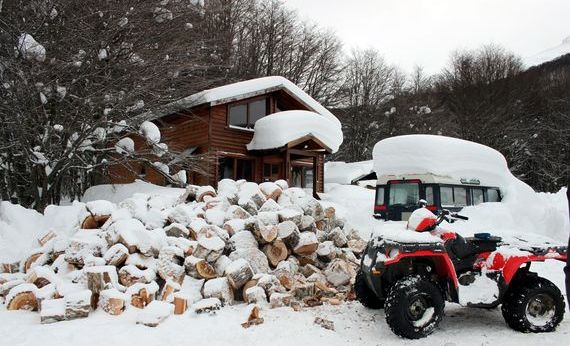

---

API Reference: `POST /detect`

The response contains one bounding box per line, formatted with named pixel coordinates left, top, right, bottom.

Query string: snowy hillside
left=525, top=36, right=570, bottom=67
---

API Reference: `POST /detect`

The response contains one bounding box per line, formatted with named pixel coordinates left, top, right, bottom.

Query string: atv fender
left=490, top=252, right=568, bottom=284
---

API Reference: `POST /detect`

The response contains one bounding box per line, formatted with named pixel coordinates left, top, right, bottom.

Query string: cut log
left=164, top=223, right=190, bottom=238
left=118, top=265, right=156, bottom=287
left=241, top=279, right=258, bottom=301
left=223, top=219, right=245, bottom=237
left=157, top=246, right=185, bottom=284
left=40, top=298, right=66, bottom=324
left=129, top=284, right=156, bottom=309
left=193, top=236, right=225, bottom=263
left=277, top=221, right=300, bottom=249
left=173, top=293, right=188, bottom=315
left=1, top=262, right=19, bottom=274
left=24, top=252, right=45, bottom=273
left=324, top=259, right=352, bottom=287
left=262, top=239, right=288, bottom=267
left=99, top=289, right=125, bottom=315
left=225, top=259, right=254, bottom=290
left=184, top=256, right=217, bottom=280
left=85, top=267, right=114, bottom=308
left=241, top=305, right=264, bottom=328
left=250, top=191, right=267, bottom=208
left=317, top=241, right=338, bottom=262
left=160, top=281, right=180, bottom=302
left=38, top=230, right=57, bottom=247
left=300, top=215, right=316, bottom=232
left=176, top=184, right=200, bottom=203
left=229, top=230, right=258, bottom=251
left=225, top=205, right=252, bottom=221
left=81, top=214, right=110, bottom=229
left=324, top=207, right=336, bottom=219
left=256, top=274, right=285, bottom=297
left=299, top=197, right=324, bottom=221
left=253, top=222, right=278, bottom=244
left=192, top=297, right=221, bottom=314
left=269, top=292, right=292, bottom=308
left=293, top=232, right=319, bottom=256
left=64, top=290, right=91, bottom=320
left=214, top=255, right=232, bottom=276
left=328, top=227, right=348, bottom=248
left=203, top=277, right=234, bottom=305
left=347, top=239, right=367, bottom=256
left=259, top=182, right=282, bottom=201
left=228, top=248, right=270, bottom=274
left=291, top=283, right=315, bottom=300
left=137, top=301, right=173, bottom=327
left=7, top=284, right=38, bottom=311
left=196, top=185, right=216, bottom=202
left=103, top=244, right=129, bottom=267
left=244, top=286, right=267, bottom=304
left=314, top=317, right=335, bottom=331
left=278, top=208, right=303, bottom=226
left=273, top=269, right=294, bottom=290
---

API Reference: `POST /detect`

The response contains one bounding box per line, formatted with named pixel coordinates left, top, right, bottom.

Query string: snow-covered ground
left=1, top=262, right=568, bottom=346
left=1, top=178, right=568, bottom=346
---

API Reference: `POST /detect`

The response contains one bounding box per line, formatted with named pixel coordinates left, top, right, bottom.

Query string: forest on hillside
left=1, top=0, right=568, bottom=210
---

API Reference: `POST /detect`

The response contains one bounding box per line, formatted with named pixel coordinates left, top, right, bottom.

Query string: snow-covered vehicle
left=373, top=173, right=502, bottom=221
left=355, top=207, right=568, bottom=339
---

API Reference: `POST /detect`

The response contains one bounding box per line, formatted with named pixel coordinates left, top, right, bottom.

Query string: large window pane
left=292, top=166, right=303, bottom=187
left=219, top=158, right=234, bottom=180
left=376, top=187, right=385, bottom=205
left=454, top=187, right=467, bottom=207
left=248, top=99, right=267, bottom=127
left=472, top=188, right=484, bottom=205
left=440, top=186, right=454, bottom=207
left=305, top=168, right=314, bottom=189
left=388, top=183, right=419, bottom=206
left=487, top=188, right=500, bottom=202
left=229, top=104, right=247, bottom=127
left=236, top=159, right=253, bottom=181
left=425, top=186, right=434, bottom=204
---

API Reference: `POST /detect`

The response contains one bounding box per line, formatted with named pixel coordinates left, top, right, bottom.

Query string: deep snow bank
left=324, top=161, right=373, bottom=185
left=373, top=135, right=569, bottom=242
left=83, top=180, right=185, bottom=204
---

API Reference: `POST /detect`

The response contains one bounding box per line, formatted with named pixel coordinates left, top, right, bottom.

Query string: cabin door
left=263, top=161, right=282, bottom=182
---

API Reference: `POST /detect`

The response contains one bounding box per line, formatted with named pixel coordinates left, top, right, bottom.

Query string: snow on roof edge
left=131, top=76, right=341, bottom=127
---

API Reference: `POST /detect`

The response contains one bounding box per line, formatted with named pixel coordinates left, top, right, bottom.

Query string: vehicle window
left=440, top=186, right=454, bottom=207
left=455, top=187, right=467, bottom=206
left=487, top=188, right=501, bottom=202
left=424, top=186, right=434, bottom=205
left=388, top=183, right=419, bottom=206
left=471, top=188, right=484, bottom=205
left=376, top=186, right=385, bottom=205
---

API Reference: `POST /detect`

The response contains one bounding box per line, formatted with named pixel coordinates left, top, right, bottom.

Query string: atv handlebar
left=436, top=209, right=469, bottom=225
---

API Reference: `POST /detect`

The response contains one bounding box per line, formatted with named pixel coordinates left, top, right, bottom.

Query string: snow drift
left=247, top=111, right=343, bottom=153
left=372, top=135, right=569, bottom=242
left=324, top=161, right=373, bottom=185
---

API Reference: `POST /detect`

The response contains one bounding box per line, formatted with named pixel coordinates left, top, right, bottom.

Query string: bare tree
left=0, top=0, right=219, bottom=210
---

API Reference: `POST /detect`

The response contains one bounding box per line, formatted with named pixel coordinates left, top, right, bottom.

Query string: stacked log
left=1, top=179, right=367, bottom=324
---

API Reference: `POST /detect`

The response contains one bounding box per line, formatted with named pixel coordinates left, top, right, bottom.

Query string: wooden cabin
left=111, top=77, right=343, bottom=198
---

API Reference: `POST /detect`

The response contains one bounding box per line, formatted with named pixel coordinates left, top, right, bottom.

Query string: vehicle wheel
left=501, top=276, right=565, bottom=333
left=385, top=275, right=444, bottom=339
left=354, top=270, right=384, bottom=309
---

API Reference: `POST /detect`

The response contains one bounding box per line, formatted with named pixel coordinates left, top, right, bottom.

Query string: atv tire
left=501, top=276, right=565, bottom=333
left=385, top=275, right=444, bottom=339
left=354, top=270, right=384, bottom=309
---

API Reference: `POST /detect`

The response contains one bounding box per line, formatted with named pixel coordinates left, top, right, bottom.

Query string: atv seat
left=445, top=235, right=502, bottom=273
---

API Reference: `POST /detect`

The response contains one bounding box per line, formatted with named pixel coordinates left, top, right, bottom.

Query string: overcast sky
left=284, top=0, right=570, bottom=74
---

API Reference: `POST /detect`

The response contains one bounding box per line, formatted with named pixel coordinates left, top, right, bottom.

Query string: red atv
left=355, top=207, right=568, bottom=339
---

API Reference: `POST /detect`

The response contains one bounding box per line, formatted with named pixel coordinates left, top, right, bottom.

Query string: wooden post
left=284, top=148, right=290, bottom=186
left=312, top=156, right=318, bottom=199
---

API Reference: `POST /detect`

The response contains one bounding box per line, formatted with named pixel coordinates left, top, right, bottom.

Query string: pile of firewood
left=0, top=179, right=367, bottom=326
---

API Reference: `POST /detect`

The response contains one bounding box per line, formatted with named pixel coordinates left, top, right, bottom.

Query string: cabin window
left=228, top=98, right=268, bottom=129
left=291, top=166, right=313, bottom=188
left=219, top=157, right=254, bottom=181
left=264, top=163, right=282, bottom=182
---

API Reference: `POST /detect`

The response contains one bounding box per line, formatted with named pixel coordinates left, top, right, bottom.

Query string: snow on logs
left=1, top=179, right=364, bottom=324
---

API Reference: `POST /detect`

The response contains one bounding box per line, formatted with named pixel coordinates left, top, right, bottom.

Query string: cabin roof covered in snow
left=246, top=110, right=343, bottom=153
left=132, top=76, right=341, bottom=127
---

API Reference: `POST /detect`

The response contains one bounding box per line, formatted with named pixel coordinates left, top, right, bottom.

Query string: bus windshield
left=388, top=182, right=419, bottom=206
